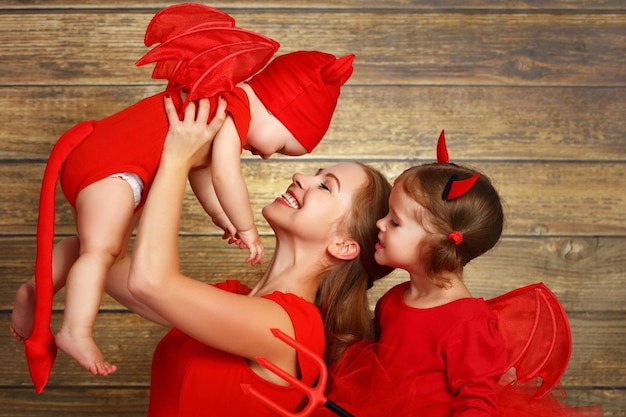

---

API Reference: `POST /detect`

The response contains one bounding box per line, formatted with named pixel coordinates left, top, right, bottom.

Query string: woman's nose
left=292, top=172, right=310, bottom=188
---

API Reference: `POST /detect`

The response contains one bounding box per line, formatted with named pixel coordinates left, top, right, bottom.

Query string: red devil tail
left=26, top=121, right=94, bottom=393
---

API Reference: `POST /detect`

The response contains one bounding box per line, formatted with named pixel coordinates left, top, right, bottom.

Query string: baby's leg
left=11, top=237, right=80, bottom=342
left=55, top=177, right=137, bottom=376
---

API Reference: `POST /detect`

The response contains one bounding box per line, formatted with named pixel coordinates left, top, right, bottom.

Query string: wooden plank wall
left=0, top=1, right=624, bottom=415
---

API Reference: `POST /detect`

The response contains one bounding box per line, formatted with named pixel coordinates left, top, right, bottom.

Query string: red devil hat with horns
left=248, top=51, right=354, bottom=153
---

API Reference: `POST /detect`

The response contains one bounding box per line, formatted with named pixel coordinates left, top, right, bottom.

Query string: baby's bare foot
left=56, top=328, right=118, bottom=376
left=10, top=282, right=36, bottom=342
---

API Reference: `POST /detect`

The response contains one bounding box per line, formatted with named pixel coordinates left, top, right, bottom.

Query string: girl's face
left=263, top=163, right=368, bottom=244
left=375, top=185, right=431, bottom=273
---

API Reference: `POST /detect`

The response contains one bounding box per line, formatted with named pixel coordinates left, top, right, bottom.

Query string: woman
left=97, top=95, right=393, bottom=415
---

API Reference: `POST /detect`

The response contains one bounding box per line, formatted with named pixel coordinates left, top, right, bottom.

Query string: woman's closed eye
left=314, top=168, right=340, bottom=192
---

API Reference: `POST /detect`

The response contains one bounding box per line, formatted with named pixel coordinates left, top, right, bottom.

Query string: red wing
left=137, top=5, right=279, bottom=107
left=486, top=283, right=572, bottom=400
left=143, top=4, right=235, bottom=46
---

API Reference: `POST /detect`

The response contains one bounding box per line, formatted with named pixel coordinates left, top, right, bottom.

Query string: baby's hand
left=211, top=213, right=238, bottom=242
left=237, top=228, right=264, bottom=266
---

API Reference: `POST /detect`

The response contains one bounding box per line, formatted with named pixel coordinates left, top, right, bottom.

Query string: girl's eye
left=319, top=182, right=330, bottom=191
left=390, top=219, right=399, bottom=227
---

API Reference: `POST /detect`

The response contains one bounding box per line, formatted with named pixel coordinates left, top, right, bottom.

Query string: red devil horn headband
left=437, top=130, right=449, bottom=164
left=437, top=130, right=480, bottom=201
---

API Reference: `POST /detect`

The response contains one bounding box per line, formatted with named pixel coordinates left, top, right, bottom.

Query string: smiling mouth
left=279, top=192, right=300, bottom=209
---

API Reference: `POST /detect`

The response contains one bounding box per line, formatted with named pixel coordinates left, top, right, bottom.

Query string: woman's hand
left=162, top=95, right=227, bottom=170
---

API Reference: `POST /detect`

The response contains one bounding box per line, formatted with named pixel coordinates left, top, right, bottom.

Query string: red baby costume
left=148, top=280, right=325, bottom=417
left=60, top=88, right=249, bottom=208
left=26, top=3, right=355, bottom=393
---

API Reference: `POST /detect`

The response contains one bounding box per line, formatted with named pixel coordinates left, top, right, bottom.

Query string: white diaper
left=109, top=172, right=145, bottom=208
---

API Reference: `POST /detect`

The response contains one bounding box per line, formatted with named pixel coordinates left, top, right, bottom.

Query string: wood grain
left=2, top=1, right=626, bottom=10
left=0, top=161, right=623, bottom=235
left=1, top=236, right=624, bottom=312
left=0, top=13, right=624, bottom=86
left=1, top=86, right=624, bottom=161
left=0, top=387, right=619, bottom=417
left=0, top=311, right=623, bottom=387
left=0, top=1, right=623, bottom=416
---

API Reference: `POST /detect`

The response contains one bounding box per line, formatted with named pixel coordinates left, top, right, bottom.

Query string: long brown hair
left=397, top=163, right=504, bottom=287
left=315, top=162, right=394, bottom=366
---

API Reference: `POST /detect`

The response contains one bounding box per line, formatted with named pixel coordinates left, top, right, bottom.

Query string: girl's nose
left=376, top=216, right=386, bottom=231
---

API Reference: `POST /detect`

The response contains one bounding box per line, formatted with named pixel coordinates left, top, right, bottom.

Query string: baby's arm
left=210, top=118, right=264, bottom=265
left=189, top=165, right=238, bottom=242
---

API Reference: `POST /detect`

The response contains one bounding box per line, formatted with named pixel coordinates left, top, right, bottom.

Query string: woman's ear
left=327, top=238, right=361, bottom=261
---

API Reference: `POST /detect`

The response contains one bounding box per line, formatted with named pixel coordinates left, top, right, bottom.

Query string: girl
left=315, top=132, right=602, bottom=417
left=372, top=170, right=504, bottom=414
left=361, top=138, right=506, bottom=415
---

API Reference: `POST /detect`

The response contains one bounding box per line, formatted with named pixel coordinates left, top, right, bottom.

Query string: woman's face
left=263, top=163, right=368, bottom=244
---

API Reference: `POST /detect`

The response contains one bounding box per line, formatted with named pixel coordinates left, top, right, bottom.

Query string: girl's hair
left=316, top=162, right=394, bottom=366
left=396, top=163, right=504, bottom=287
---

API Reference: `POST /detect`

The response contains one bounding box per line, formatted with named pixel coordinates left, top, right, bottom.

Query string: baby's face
left=245, top=112, right=306, bottom=159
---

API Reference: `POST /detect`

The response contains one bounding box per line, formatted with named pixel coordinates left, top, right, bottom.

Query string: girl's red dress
left=320, top=281, right=505, bottom=416
left=315, top=282, right=603, bottom=417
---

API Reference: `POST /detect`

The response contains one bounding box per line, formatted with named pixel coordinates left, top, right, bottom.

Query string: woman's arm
left=127, top=96, right=295, bottom=365
left=105, top=256, right=172, bottom=327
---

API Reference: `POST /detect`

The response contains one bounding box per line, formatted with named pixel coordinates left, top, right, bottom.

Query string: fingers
left=245, top=242, right=264, bottom=266
left=245, top=249, right=264, bottom=266
left=206, top=97, right=227, bottom=133
left=182, top=99, right=198, bottom=126
left=163, top=94, right=181, bottom=125
left=164, top=94, right=225, bottom=127
left=195, top=97, right=210, bottom=125
left=221, top=228, right=264, bottom=265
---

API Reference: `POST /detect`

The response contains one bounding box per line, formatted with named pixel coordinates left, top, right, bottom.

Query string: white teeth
left=281, top=193, right=300, bottom=209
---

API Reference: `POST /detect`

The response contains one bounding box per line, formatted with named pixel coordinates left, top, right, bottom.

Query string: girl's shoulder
left=378, top=281, right=493, bottom=319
